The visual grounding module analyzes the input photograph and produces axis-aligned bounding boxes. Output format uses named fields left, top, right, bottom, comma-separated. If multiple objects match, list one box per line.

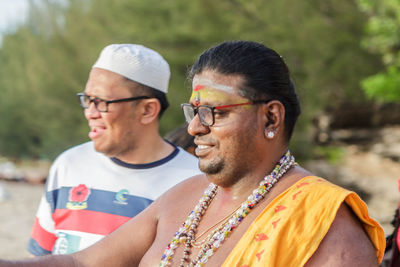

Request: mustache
left=194, top=136, right=216, bottom=145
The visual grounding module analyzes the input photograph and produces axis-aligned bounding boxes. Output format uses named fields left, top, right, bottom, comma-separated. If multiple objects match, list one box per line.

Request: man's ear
left=139, top=99, right=161, bottom=124
left=261, top=100, right=285, bottom=139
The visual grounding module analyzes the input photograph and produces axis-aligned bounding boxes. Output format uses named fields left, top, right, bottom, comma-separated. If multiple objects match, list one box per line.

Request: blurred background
left=0, top=0, right=399, bottom=259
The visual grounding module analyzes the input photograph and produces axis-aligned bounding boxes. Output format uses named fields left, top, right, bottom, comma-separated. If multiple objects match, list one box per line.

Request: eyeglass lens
left=198, top=107, right=213, bottom=126
left=79, top=95, right=107, bottom=112
left=182, top=105, right=213, bottom=126
left=182, top=104, right=195, bottom=124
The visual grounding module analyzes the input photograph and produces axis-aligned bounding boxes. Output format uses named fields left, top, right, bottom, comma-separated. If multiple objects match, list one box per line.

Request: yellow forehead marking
left=191, top=78, right=247, bottom=106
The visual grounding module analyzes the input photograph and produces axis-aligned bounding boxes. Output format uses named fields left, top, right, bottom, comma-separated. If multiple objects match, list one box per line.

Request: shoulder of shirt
left=51, top=141, right=104, bottom=166
left=175, top=147, right=197, bottom=159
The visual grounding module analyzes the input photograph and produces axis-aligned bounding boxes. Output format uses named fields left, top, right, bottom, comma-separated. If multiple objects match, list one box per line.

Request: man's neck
left=208, top=146, right=290, bottom=205
left=115, top=136, right=175, bottom=165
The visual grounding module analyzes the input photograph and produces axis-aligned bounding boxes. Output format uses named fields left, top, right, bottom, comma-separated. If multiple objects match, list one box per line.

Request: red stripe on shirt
left=53, top=209, right=131, bottom=235
left=31, top=218, right=57, bottom=251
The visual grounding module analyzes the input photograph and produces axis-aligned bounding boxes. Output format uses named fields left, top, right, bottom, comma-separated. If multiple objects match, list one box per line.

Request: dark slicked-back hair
left=188, top=40, right=301, bottom=140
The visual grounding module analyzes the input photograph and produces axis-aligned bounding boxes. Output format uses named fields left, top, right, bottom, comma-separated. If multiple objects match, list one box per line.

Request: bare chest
left=140, top=196, right=270, bottom=267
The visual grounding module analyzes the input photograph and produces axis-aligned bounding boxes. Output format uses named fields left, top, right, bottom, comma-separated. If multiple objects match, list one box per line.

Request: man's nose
left=188, top=113, right=210, bottom=136
left=84, top=102, right=101, bottom=119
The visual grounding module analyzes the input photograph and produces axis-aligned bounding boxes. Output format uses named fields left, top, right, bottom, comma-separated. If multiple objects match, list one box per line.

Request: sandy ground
left=0, top=147, right=399, bottom=260
left=0, top=180, right=44, bottom=259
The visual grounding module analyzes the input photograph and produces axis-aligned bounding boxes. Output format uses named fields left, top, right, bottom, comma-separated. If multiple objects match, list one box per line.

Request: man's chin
left=92, top=142, right=109, bottom=155
left=199, top=160, right=223, bottom=175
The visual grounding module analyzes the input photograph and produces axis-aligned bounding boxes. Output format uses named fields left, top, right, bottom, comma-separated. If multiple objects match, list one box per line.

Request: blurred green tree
left=357, top=0, right=400, bottom=101
left=0, top=0, right=382, bottom=159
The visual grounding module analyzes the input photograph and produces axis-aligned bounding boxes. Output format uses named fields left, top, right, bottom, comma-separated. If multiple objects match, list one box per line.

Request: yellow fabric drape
left=222, top=176, right=385, bottom=267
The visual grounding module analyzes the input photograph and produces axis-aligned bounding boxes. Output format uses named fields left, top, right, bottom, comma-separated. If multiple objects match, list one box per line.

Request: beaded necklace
left=160, top=150, right=295, bottom=267
left=190, top=205, right=240, bottom=248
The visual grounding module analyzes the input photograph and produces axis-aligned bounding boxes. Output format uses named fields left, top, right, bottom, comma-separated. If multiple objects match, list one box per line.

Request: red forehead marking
left=194, top=85, right=205, bottom=91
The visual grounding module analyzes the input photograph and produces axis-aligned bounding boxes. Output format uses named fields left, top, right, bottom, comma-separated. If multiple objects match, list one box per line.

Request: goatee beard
left=199, top=159, right=224, bottom=174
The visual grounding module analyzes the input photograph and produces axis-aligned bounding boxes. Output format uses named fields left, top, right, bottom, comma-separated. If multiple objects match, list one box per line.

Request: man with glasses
left=1, top=40, right=384, bottom=266
left=27, top=44, right=201, bottom=256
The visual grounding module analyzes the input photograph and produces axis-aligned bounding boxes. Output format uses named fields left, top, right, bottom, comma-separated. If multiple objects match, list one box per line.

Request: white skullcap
left=92, top=44, right=170, bottom=93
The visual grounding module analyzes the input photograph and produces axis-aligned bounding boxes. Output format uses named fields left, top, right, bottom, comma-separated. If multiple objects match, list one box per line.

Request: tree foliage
left=357, top=0, right=400, bottom=101
left=0, top=0, right=382, bottom=159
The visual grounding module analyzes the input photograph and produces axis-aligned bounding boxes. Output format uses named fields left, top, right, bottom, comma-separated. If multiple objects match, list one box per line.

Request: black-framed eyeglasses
left=181, top=100, right=269, bottom=127
left=77, top=93, right=150, bottom=112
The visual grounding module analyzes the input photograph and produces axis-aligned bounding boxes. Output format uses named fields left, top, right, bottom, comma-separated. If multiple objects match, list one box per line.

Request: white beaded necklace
left=160, top=150, right=295, bottom=267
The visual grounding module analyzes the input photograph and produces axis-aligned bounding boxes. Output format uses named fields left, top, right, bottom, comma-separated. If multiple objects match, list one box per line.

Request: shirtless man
left=0, top=40, right=384, bottom=266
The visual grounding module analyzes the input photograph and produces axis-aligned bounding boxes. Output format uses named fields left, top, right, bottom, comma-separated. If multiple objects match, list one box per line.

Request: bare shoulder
left=305, top=203, right=378, bottom=267
left=154, top=174, right=209, bottom=211
left=170, top=173, right=209, bottom=190
left=138, top=174, right=210, bottom=266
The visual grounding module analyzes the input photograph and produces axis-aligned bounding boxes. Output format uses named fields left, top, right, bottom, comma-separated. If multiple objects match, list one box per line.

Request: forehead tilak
left=192, top=77, right=236, bottom=93
left=191, top=78, right=246, bottom=106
